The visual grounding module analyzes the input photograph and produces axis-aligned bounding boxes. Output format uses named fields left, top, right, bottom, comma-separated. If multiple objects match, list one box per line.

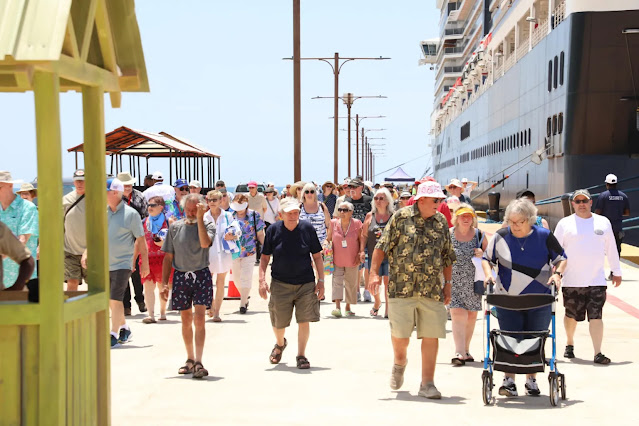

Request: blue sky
left=1, top=1, right=439, bottom=187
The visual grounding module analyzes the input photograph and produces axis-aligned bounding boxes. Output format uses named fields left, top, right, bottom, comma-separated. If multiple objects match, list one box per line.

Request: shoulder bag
left=473, top=228, right=486, bottom=295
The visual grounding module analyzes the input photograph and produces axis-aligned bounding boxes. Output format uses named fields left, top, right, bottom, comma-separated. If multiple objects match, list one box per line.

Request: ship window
left=510, top=136, right=513, bottom=150
left=517, top=133, right=520, bottom=148
left=560, top=52, right=565, bottom=86
left=558, top=113, right=564, bottom=134
left=552, top=115, right=558, bottom=135
left=461, top=122, right=470, bottom=141
left=528, top=129, right=531, bottom=145
left=553, top=56, right=558, bottom=89
left=548, top=61, right=552, bottom=92
left=520, top=131, right=524, bottom=147
left=547, top=117, right=552, bottom=137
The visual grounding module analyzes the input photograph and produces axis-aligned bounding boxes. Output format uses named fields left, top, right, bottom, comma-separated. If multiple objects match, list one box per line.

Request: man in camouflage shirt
left=370, top=181, right=455, bottom=399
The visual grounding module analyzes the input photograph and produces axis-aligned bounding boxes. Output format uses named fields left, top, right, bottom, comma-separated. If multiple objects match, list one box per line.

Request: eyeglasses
left=305, top=190, right=315, bottom=194
left=207, top=198, right=219, bottom=202
left=508, top=219, right=527, bottom=226
left=222, top=194, right=227, bottom=198
left=148, top=203, right=160, bottom=208
left=573, top=199, right=589, bottom=204
left=178, top=186, right=188, bottom=191
left=400, top=196, right=410, bottom=200
left=337, top=208, right=351, bottom=213
left=373, top=197, right=386, bottom=201
left=348, top=185, right=357, bottom=189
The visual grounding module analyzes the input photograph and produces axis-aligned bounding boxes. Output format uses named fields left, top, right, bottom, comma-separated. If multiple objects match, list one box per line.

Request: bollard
left=560, top=193, right=573, bottom=217
left=488, top=192, right=501, bottom=221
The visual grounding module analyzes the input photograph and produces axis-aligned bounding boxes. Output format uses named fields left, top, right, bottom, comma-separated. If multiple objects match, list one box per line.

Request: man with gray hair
left=161, top=193, right=216, bottom=379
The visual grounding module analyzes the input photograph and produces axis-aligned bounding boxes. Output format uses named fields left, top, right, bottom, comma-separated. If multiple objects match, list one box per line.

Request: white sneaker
left=525, top=377, right=540, bottom=396
left=418, top=382, right=441, bottom=399
left=363, top=289, right=372, bottom=302
left=499, top=377, right=518, bottom=397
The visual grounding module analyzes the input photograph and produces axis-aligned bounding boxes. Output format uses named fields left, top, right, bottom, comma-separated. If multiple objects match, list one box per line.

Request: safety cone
left=225, top=269, right=240, bottom=300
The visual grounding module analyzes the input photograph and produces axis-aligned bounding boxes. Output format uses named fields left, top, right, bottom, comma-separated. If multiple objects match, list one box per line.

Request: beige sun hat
left=116, top=172, right=136, bottom=185
left=16, top=183, right=36, bottom=194
left=445, top=178, right=463, bottom=191
left=0, top=171, right=19, bottom=184
left=289, top=181, right=306, bottom=196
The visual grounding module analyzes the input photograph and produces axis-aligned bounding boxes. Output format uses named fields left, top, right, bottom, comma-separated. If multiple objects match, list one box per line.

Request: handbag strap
left=475, top=228, right=484, bottom=249
left=266, top=198, right=277, bottom=216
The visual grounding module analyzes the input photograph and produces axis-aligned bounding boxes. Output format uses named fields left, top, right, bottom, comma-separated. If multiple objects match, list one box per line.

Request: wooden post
left=33, top=70, right=65, bottom=426
left=82, top=84, right=110, bottom=426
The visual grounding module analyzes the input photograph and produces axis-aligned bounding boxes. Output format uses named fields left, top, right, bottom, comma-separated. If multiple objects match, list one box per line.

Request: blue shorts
left=496, top=305, right=552, bottom=332
left=171, top=268, right=213, bottom=310
left=366, top=256, right=389, bottom=277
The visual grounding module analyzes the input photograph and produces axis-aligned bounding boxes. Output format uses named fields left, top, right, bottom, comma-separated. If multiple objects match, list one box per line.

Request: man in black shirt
left=259, top=198, right=324, bottom=369
left=345, top=178, right=373, bottom=302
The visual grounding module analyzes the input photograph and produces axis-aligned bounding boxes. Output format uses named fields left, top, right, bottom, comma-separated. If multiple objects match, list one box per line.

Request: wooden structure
left=0, top=1, right=148, bottom=425
left=67, top=126, right=222, bottom=187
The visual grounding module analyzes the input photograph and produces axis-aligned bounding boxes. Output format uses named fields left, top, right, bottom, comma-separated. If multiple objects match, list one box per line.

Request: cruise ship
left=420, top=0, right=639, bottom=241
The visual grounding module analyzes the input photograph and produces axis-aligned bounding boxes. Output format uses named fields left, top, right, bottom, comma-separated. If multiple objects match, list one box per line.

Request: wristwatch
left=318, top=279, right=324, bottom=282
left=444, top=280, right=452, bottom=285
left=554, top=272, right=563, bottom=279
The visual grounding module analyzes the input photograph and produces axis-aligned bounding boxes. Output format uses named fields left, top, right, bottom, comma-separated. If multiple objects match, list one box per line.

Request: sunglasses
left=305, top=190, right=315, bottom=194
left=178, top=186, right=188, bottom=191
left=348, top=185, right=357, bottom=189
left=373, top=197, right=386, bottom=201
left=148, top=203, right=161, bottom=208
left=573, top=199, right=589, bottom=204
left=337, top=208, right=352, bottom=213
left=207, top=198, right=219, bottom=202
left=400, top=196, right=410, bottom=200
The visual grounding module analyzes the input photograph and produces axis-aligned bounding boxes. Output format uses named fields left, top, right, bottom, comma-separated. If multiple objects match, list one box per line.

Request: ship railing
left=504, top=54, right=516, bottom=72
left=531, top=18, right=549, bottom=48
left=516, top=37, right=530, bottom=61
left=554, top=1, right=566, bottom=28
left=494, top=63, right=504, bottom=81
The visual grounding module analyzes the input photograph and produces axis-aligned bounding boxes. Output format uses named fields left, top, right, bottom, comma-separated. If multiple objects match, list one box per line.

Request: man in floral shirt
left=369, top=181, right=455, bottom=400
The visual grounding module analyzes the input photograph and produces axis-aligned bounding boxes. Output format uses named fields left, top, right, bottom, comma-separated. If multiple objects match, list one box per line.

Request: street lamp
left=334, top=117, right=386, bottom=176
left=364, top=137, right=386, bottom=179
left=285, top=53, right=390, bottom=182
left=314, top=94, right=385, bottom=177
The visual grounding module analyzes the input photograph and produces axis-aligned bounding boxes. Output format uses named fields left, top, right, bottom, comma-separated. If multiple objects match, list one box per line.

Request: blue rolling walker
left=481, top=282, right=566, bottom=406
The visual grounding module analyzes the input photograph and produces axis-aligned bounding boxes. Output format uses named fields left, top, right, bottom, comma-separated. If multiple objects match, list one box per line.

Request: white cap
left=189, top=180, right=202, bottom=188
left=279, top=197, right=301, bottom=213
left=605, top=174, right=617, bottom=184
left=446, top=178, right=463, bottom=189
left=461, top=178, right=468, bottom=183
left=151, top=171, right=163, bottom=181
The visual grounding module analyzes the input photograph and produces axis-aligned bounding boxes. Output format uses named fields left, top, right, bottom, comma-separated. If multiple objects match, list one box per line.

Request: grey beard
left=184, top=218, right=197, bottom=224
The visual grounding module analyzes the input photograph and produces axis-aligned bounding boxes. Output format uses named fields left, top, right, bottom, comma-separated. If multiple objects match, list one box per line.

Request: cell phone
left=153, top=235, right=161, bottom=242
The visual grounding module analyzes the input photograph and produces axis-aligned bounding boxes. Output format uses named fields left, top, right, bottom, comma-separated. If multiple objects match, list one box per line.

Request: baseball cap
left=73, top=169, right=85, bottom=181
left=605, top=174, right=617, bottom=184
left=173, top=179, right=188, bottom=188
left=116, top=172, right=136, bottom=185
left=279, top=197, right=301, bottom=213
left=414, top=181, right=446, bottom=200
left=151, top=171, right=163, bottom=181
left=215, top=180, right=225, bottom=187
left=106, top=177, right=124, bottom=192
left=461, top=178, right=468, bottom=183
left=446, top=178, right=463, bottom=189
left=247, top=180, right=258, bottom=188
left=516, top=189, right=535, bottom=199
left=400, top=191, right=411, bottom=198
left=189, top=180, right=202, bottom=188
left=571, top=189, right=592, bottom=200
left=349, top=178, right=364, bottom=187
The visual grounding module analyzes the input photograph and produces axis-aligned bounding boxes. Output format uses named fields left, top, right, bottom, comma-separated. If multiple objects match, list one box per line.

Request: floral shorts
left=171, top=268, right=213, bottom=310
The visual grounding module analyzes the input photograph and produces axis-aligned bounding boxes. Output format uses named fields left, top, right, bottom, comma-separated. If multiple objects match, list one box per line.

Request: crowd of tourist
left=0, top=169, right=628, bottom=397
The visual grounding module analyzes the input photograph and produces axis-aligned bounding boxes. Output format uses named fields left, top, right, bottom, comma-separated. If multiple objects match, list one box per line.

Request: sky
left=0, top=0, right=439, bottom=188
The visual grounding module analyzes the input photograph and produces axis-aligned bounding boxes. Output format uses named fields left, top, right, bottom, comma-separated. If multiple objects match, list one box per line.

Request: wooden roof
left=67, top=126, right=221, bottom=158
left=0, top=0, right=148, bottom=106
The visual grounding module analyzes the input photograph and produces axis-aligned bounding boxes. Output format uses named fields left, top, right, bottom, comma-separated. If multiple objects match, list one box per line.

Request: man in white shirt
left=554, top=189, right=622, bottom=365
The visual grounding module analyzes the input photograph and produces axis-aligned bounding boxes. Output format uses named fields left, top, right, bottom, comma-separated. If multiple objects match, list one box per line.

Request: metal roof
left=67, top=126, right=221, bottom=158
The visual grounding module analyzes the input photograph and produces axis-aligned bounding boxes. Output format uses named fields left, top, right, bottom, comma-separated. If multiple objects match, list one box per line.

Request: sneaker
left=363, top=289, right=372, bottom=302
left=137, top=301, right=147, bottom=313
left=331, top=309, right=342, bottom=318
left=118, top=328, right=132, bottom=344
left=390, top=362, right=407, bottom=390
left=525, top=377, right=540, bottom=396
left=498, top=377, right=518, bottom=397
left=110, top=334, right=121, bottom=349
left=564, top=345, right=575, bottom=359
left=418, top=382, right=442, bottom=399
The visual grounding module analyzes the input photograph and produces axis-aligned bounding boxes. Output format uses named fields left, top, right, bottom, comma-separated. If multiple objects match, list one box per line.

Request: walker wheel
left=559, top=373, right=566, bottom=400
left=482, top=370, right=493, bottom=405
left=549, top=373, right=559, bottom=407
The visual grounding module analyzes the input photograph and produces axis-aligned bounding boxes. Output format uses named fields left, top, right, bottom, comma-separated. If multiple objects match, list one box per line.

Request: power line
left=373, top=153, right=431, bottom=178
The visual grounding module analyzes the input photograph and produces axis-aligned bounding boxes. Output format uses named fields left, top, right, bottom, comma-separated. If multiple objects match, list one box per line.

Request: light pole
left=367, top=138, right=386, bottom=180
left=315, top=95, right=385, bottom=177
left=292, top=0, right=301, bottom=181
left=286, top=54, right=390, bottom=182
left=334, top=117, right=385, bottom=177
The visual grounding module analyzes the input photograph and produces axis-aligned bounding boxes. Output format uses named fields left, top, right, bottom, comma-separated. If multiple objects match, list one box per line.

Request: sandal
left=192, top=361, right=209, bottom=379
left=345, top=310, right=355, bottom=316
left=594, top=353, right=611, bottom=364
left=465, top=353, right=475, bottom=363
left=158, top=315, right=167, bottom=321
left=370, top=306, right=381, bottom=317
left=212, top=316, right=222, bottom=323
left=296, top=355, right=310, bottom=369
left=269, top=338, right=287, bottom=364
left=142, top=317, right=157, bottom=324
left=206, top=309, right=214, bottom=318
left=451, top=353, right=465, bottom=366
left=178, top=359, right=195, bottom=374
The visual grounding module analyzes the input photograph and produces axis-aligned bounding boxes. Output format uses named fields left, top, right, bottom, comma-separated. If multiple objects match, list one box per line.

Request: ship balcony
left=434, top=64, right=464, bottom=84
left=419, top=40, right=439, bottom=65
left=455, top=0, right=480, bottom=23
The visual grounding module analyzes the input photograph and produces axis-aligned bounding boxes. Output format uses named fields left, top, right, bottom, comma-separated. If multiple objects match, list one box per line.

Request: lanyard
left=340, top=219, right=352, bottom=237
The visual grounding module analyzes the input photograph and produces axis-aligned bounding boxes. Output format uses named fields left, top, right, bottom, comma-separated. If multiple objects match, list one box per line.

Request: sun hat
left=16, top=183, right=36, bottom=194
left=400, top=191, right=411, bottom=198
left=414, top=181, right=446, bottom=200
left=264, top=187, right=275, bottom=194
left=151, top=171, right=164, bottom=181
left=605, top=174, right=617, bottom=184
left=289, top=181, right=306, bottom=194
left=189, top=180, right=202, bottom=188
left=446, top=178, right=463, bottom=190
left=461, top=178, right=468, bottom=183
left=571, top=189, right=592, bottom=200
left=455, top=206, right=476, bottom=217
left=116, top=172, right=136, bottom=185
left=280, top=197, right=301, bottom=213
left=349, top=178, right=364, bottom=187
left=322, top=181, right=335, bottom=191
left=73, top=169, right=85, bottom=181
left=106, top=178, right=124, bottom=192
left=0, top=171, right=19, bottom=184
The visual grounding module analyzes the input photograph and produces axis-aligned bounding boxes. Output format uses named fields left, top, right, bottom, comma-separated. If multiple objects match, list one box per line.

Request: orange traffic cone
left=225, top=269, right=240, bottom=300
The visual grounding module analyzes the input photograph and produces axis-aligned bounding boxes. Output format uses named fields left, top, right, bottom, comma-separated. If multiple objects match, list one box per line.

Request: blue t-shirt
left=483, top=226, right=566, bottom=295
left=594, top=189, right=629, bottom=233
left=262, top=220, right=322, bottom=284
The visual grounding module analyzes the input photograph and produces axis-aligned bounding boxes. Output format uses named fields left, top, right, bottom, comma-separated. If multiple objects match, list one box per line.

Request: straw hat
left=116, top=172, right=136, bottom=185
left=289, top=181, right=306, bottom=196
left=321, top=181, right=335, bottom=191
left=0, top=171, right=19, bottom=184
left=16, top=183, right=36, bottom=195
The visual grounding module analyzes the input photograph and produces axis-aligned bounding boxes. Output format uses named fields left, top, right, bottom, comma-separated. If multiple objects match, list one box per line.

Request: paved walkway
left=111, top=234, right=639, bottom=425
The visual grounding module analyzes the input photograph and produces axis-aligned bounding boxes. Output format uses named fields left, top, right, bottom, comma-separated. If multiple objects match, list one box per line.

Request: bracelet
left=318, top=279, right=324, bottom=282
left=444, top=280, right=452, bottom=285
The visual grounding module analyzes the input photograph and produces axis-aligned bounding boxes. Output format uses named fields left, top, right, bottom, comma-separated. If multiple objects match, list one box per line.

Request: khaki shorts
left=332, top=266, right=359, bottom=304
left=269, top=279, right=320, bottom=329
left=64, top=251, right=87, bottom=282
left=388, top=296, right=447, bottom=339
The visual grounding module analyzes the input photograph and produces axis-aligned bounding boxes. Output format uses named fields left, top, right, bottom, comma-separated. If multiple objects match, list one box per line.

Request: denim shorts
left=496, top=305, right=552, bottom=332
left=366, top=256, right=389, bottom=277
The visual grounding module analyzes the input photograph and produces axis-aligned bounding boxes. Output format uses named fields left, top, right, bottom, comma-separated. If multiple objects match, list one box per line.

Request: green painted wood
left=22, top=325, right=39, bottom=425
left=33, top=70, right=65, bottom=426
left=0, top=325, right=21, bottom=426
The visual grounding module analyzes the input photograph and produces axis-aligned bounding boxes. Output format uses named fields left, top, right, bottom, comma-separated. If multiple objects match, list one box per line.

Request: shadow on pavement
left=114, top=344, right=153, bottom=350
left=493, top=397, right=583, bottom=409
left=164, top=375, right=224, bottom=382
left=265, top=363, right=331, bottom=374
left=380, top=391, right=467, bottom=405
left=566, top=358, right=632, bottom=366
left=209, top=319, right=247, bottom=324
